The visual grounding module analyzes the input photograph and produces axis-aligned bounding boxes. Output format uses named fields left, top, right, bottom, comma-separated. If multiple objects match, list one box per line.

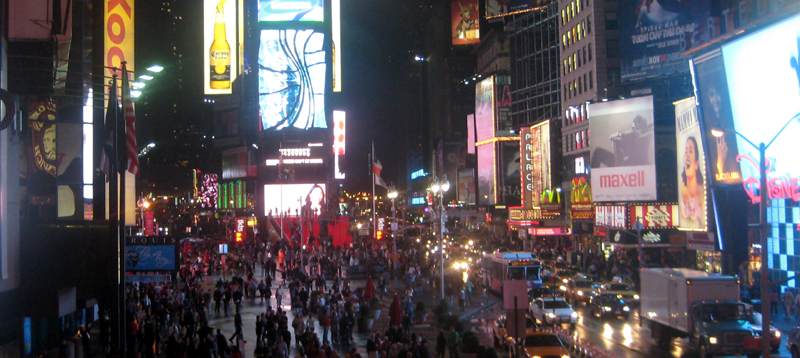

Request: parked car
left=529, top=297, right=577, bottom=328
left=588, top=293, right=631, bottom=320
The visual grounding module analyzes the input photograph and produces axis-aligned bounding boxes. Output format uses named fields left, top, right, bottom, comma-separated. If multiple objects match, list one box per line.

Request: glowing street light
left=146, top=64, right=164, bottom=73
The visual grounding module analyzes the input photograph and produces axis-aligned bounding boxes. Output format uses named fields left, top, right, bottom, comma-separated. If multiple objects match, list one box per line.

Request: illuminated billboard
left=589, top=96, right=656, bottom=202
left=692, top=52, right=740, bottom=184
left=674, top=97, right=708, bottom=232
left=259, top=0, right=323, bottom=22
left=204, top=0, right=239, bottom=95
left=451, top=0, right=479, bottom=46
left=618, top=0, right=710, bottom=82
left=332, top=0, right=342, bottom=92
left=475, top=76, right=495, bottom=206
left=264, top=183, right=326, bottom=217
left=457, top=169, right=476, bottom=205
left=477, top=144, right=495, bottom=206
left=467, top=113, right=475, bottom=154
left=475, top=76, right=495, bottom=142
left=258, top=29, right=327, bottom=131
left=721, top=12, right=800, bottom=204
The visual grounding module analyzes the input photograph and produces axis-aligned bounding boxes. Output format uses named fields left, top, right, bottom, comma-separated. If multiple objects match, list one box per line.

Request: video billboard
left=204, top=0, right=239, bottom=95
left=589, top=96, right=656, bottom=202
left=675, top=97, right=708, bottom=232
left=263, top=183, right=326, bottom=217
left=485, top=0, right=548, bottom=20
left=618, top=0, right=710, bottom=82
left=692, top=52, right=740, bottom=184
left=457, top=168, right=476, bottom=205
left=475, top=76, right=495, bottom=142
left=451, top=0, right=480, bottom=46
left=258, top=29, right=327, bottom=131
left=126, top=245, right=177, bottom=272
left=477, top=144, right=495, bottom=206
left=722, top=12, right=800, bottom=204
left=467, top=113, right=475, bottom=154
left=258, top=0, right=323, bottom=22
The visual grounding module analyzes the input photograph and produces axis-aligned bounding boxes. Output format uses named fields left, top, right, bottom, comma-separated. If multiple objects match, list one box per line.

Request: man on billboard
left=592, top=114, right=653, bottom=168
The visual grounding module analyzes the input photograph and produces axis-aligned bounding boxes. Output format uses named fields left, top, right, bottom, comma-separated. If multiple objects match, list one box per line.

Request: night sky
left=135, top=1, right=435, bottom=193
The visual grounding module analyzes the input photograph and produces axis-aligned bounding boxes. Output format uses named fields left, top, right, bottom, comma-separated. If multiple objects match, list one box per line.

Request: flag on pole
left=100, top=76, right=119, bottom=179
left=372, top=159, right=388, bottom=188
left=121, top=63, right=140, bottom=176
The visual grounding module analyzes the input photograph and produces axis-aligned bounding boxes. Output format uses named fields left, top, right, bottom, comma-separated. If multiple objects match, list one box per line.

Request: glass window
left=577, top=0, right=581, bottom=12
left=587, top=17, right=592, bottom=34
left=588, top=43, right=592, bottom=61
left=589, top=71, right=594, bottom=89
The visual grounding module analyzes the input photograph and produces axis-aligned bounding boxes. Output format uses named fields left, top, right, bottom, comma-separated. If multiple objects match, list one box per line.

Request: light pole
left=429, top=177, right=450, bottom=301
left=387, top=190, right=399, bottom=271
left=711, top=112, right=798, bottom=358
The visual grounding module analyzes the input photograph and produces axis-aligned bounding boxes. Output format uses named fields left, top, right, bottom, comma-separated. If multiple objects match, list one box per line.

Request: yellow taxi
left=521, top=330, right=571, bottom=358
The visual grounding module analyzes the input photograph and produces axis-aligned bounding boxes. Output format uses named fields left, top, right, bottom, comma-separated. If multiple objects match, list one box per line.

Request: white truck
left=640, top=268, right=759, bottom=357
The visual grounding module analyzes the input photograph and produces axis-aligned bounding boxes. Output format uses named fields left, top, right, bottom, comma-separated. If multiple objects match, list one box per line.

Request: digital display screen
left=258, top=0, right=323, bottom=22
left=264, top=183, right=326, bottom=217
left=258, top=29, right=326, bottom=131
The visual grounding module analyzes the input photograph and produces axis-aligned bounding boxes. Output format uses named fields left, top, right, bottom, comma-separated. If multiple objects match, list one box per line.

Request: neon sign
left=410, top=169, right=428, bottom=180
left=738, top=154, right=800, bottom=203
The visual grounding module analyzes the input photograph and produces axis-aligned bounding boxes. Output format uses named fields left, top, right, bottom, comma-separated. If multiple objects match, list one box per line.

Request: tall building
left=558, top=0, right=618, bottom=176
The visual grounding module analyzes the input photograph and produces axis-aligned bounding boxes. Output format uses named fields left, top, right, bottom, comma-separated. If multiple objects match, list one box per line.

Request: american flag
left=99, top=75, right=118, bottom=178
left=121, top=63, right=139, bottom=176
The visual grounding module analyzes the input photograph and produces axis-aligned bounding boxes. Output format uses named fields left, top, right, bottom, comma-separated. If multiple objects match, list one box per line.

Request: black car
left=588, top=293, right=632, bottom=320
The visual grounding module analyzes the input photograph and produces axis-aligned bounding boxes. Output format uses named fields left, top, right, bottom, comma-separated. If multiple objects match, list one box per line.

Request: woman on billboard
left=679, top=136, right=705, bottom=228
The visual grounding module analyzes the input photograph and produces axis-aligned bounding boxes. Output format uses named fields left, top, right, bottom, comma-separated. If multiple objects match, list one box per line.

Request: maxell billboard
left=589, top=96, right=656, bottom=202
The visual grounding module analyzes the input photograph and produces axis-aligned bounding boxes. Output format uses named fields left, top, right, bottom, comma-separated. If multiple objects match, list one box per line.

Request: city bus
left=481, top=251, right=542, bottom=294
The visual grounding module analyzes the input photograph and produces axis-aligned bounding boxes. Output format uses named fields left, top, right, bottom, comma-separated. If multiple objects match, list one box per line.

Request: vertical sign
left=520, top=127, right=533, bottom=207
left=451, top=0, right=480, bottom=46
left=475, top=76, right=496, bottom=206
left=332, top=0, right=342, bottom=92
left=333, top=110, right=346, bottom=179
left=675, top=97, right=708, bottom=232
left=529, top=121, right=551, bottom=207
left=204, top=0, right=239, bottom=95
left=467, top=113, right=475, bottom=154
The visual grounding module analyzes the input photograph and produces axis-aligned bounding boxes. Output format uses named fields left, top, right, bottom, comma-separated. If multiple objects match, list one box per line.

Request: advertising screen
left=589, top=96, right=656, bottom=201
left=457, top=168, right=476, bottom=205
left=722, top=12, right=800, bottom=204
left=674, top=97, right=708, bottom=231
left=485, top=0, right=548, bottom=19
left=500, top=141, right=520, bottom=205
left=618, top=0, right=710, bottom=82
left=126, top=245, right=177, bottom=271
left=451, top=0, right=480, bottom=46
left=264, top=183, right=326, bottom=217
left=259, top=30, right=326, bottom=131
left=477, top=144, right=495, bottom=206
left=692, top=52, right=740, bottom=184
left=204, top=0, right=239, bottom=95
left=258, top=0, right=323, bottom=22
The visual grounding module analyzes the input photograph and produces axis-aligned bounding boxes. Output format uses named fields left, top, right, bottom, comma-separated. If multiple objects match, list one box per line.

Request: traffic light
left=235, top=231, right=244, bottom=243
left=376, top=230, right=383, bottom=240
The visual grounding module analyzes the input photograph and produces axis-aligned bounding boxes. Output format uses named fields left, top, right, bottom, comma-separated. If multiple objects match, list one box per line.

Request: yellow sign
left=204, top=0, right=239, bottom=95
left=104, top=0, right=134, bottom=84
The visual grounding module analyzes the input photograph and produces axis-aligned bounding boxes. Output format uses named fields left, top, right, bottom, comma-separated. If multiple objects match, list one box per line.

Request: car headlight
left=623, top=306, right=630, bottom=312
left=561, top=355, right=570, bottom=358
left=560, top=285, right=567, bottom=291
left=709, top=336, right=718, bottom=345
left=633, top=294, right=640, bottom=300
left=570, top=312, right=578, bottom=318
left=775, top=329, right=781, bottom=339
left=546, top=312, right=557, bottom=319
left=602, top=306, right=611, bottom=312
left=577, top=291, right=584, bottom=296
left=562, top=278, right=568, bottom=284
left=533, top=356, right=542, bottom=358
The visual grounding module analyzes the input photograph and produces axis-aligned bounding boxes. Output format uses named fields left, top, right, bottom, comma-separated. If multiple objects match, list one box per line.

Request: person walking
left=784, top=289, right=795, bottom=319
left=436, top=330, right=447, bottom=358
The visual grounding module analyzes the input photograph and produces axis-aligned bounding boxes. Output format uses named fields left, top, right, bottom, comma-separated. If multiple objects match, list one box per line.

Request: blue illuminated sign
left=410, top=169, right=428, bottom=180
left=410, top=197, right=426, bottom=206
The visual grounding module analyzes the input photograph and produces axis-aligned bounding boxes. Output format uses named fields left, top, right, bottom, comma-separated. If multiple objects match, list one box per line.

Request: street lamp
left=429, top=176, right=450, bottom=302
left=711, top=112, right=798, bottom=358
left=387, top=190, right=399, bottom=271
left=146, top=64, right=164, bottom=73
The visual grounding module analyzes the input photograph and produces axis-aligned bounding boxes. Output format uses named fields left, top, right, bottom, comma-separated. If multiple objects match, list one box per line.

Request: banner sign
left=595, top=205, right=626, bottom=228
left=589, top=96, right=656, bottom=201
left=674, top=97, right=708, bottom=231
left=570, top=176, right=593, bottom=220
left=509, top=207, right=542, bottom=222
left=486, top=0, right=548, bottom=20
left=629, top=204, right=679, bottom=230
left=529, top=227, right=571, bottom=236
left=126, top=245, right=177, bottom=272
